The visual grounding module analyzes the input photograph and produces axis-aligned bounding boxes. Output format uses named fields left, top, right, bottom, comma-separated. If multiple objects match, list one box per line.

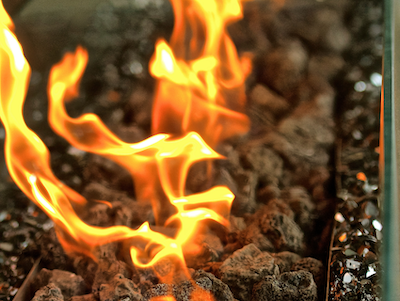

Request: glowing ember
left=0, top=0, right=249, bottom=287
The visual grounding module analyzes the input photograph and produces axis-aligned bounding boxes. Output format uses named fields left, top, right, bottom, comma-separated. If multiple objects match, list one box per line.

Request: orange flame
left=150, top=0, right=250, bottom=147
left=0, top=0, right=248, bottom=287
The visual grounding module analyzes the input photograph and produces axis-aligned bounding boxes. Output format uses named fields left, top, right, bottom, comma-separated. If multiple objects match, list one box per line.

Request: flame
left=0, top=0, right=249, bottom=287
left=150, top=0, right=251, bottom=147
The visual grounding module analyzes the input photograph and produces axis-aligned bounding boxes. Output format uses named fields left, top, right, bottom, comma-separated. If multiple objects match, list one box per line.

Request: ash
left=0, top=0, right=382, bottom=300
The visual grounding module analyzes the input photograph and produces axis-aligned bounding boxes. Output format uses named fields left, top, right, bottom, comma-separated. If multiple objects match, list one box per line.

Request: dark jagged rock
left=252, top=270, right=317, bottom=301
left=219, top=244, right=278, bottom=301
left=272, top=251, right=302, bottom=273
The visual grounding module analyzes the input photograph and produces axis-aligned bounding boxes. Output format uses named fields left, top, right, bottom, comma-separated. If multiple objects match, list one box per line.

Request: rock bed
left=0, top=0, right=382, bottom=300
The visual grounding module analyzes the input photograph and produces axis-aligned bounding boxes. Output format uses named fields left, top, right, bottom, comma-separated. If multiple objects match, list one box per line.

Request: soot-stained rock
left=36, top=269, right=86, bottom=300
left=98, top=274, right=143, bottom=301
left=291, top=257, right=324, bottom=292
left=281, top=186, right=316, bottom=232
left=252, top=270, right=317, bottom=301
left=219, top=244, right=278, bottom=301
left=32, top=283, right=64, bottom=301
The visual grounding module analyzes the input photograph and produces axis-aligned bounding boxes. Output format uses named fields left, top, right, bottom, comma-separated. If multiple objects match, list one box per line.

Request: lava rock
left=214, top=150, right=258, bottom=215
left=277, top=5, right=350, bottom=52
left=240, top=205, right=304, bottom=253
left=71, top=294, right=97, bottom=301
left=257, top=184, right=281, bottom=204
left=281, top=186, right=316, bottom=232
left=252, top=270, right=317, bottom=301
left=291, top=257, right=324, bottom=292
left=272, top=251, right=302, bottom=273
left=38, top=230, right=71, bottom=271
left=308, top=54, right=345, bottom=81
left=259, top=40, right=308, bottom=97
left=98, top=274, right=143, bottom=301
left=239, top=145, right=283, bottom=185
left=143, top=283, right=171, bottom=300
left=31, top=283, right=64, bottom=301
left=185, top=233, right=224, bottom=269
left=92, top=244, right=135, bottom=298
left=219, top=244, right=278, bottom=301
left=259, top=212, right=304, bottom=253
left=192, top=270, right=234, bottom=301
left=249, top=84, right=290, bottom=118
left=82, top=156, right=133, bottom=193
left=36, top=269, right=86, bottom=300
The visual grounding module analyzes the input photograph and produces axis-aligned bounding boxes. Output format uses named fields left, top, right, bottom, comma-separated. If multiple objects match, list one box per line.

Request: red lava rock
left=252, top=270, right=317, bottom=301
left=219, top=244, right=279, bottom=301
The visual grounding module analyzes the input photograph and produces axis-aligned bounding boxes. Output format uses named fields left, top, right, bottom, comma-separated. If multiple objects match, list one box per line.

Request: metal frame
left=382, top=0, right=400, bottom=299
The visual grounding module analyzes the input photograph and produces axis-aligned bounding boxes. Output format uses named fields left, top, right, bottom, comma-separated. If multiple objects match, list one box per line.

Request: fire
left=0, top=0, right=249, bottom=289
left=150, top=0, right=251, bottom=147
